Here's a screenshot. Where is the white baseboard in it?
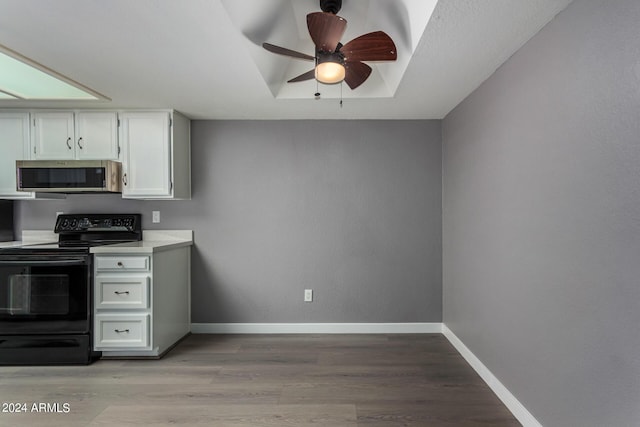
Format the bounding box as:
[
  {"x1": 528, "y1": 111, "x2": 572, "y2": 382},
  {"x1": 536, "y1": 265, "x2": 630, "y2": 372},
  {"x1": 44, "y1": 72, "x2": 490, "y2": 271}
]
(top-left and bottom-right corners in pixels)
[
  {"x1": 191, "y1": 322, "x2": 442, "y2": 334},
  {"x1": 442, "y1": 324, "x2": 542, "y2": 427}
]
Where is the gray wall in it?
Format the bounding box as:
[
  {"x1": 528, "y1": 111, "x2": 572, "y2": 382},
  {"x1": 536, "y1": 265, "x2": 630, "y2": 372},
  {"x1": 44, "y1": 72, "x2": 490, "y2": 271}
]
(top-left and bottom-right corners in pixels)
[
  {"x1": 17, "y1": 120, "x2": 443, "y2": 323},
  {"x1": 442, "y1": 0, "x2": 640, "y2": 426}
]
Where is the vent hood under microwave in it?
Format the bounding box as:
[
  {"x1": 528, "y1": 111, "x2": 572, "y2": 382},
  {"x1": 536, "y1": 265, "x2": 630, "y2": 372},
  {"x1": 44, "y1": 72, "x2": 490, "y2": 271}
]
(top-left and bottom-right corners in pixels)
[{"x1": 16, "y1": 160, "x2": 122, "y2": 193}]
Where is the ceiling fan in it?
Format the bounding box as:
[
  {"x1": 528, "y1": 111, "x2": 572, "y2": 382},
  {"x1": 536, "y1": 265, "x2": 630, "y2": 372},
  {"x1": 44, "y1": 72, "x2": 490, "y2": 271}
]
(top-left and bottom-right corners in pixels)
[{"x1": 262, "y1": 0, "x2": 397, "y2": 90}]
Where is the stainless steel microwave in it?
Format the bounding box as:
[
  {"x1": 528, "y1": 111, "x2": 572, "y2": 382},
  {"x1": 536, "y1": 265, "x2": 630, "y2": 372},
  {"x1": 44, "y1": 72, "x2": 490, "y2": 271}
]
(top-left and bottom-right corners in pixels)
[{"x1": 16, "y1": 160, "x2": 122, "y2": 193}]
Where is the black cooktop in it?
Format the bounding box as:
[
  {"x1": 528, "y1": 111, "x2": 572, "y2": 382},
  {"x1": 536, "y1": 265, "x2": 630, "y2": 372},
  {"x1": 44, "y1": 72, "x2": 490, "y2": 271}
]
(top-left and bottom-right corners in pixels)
[
  {"x1": 0, "y1": 214, "x2": 142, "y2": 256},
  {"x1": 55, "y1": 213, "x2": 142, "y2": 248}
]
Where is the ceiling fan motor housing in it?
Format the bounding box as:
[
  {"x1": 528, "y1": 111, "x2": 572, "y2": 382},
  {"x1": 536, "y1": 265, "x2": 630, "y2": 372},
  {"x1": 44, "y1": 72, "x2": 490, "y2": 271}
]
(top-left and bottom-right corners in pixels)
[
  {"x1": 320, "y1": 0, "x2": 342, "y2": 14},
  {"x1": 317, "y1": 50, "x2": 345, "y2": 67}
]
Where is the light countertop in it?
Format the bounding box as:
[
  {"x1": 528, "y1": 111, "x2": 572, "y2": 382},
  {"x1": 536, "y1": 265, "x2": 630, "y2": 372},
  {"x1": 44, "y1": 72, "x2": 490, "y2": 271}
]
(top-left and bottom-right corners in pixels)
[
  {"x1": 0, "y1": 240, "x2": 30, "y2": 248},
  {"x1": 0, "y1": 230, "x2": 57, "y2": 248},
  {"x1": 90, "y1": 230, "x2": 193, "y2": 254},
  {"x1": 0, "y1": 230, "x2": 193, "y2": 253}
]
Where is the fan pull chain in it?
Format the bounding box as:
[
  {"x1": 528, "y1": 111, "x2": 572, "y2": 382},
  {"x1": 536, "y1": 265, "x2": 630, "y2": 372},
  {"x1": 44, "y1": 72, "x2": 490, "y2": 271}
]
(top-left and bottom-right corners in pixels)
[{"x1": 340, "y1": 81, "x2": 343, "y2": 108}]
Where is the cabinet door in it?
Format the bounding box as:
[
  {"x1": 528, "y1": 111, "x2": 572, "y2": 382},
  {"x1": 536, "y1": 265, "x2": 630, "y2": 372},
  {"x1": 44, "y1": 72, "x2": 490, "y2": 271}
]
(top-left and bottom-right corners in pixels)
[
  {"x1": 75, "y1": 112, "x2": 119, "y2": 160},
  {"x1": 0, "y1": 113, "x2": 33, "y2": 199},
  {"x1": 120, "y1": 112, "x2": 172, "y2": 198},
  {"x1": 32, "y1": 112, "x2": 75, "y2": 159}
]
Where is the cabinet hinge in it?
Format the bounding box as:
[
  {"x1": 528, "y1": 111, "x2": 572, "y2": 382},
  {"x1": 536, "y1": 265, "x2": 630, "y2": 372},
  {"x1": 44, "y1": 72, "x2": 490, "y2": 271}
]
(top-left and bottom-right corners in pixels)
[
  {"x1": 170, "y1": 181, "x2": 173, "y2": 191},
  {"x1": 117, "y1": 119, "x2": 120, "y2": 127},
  {"x1": 117, "y1": 145, "x2": 121, "y2": 156}
]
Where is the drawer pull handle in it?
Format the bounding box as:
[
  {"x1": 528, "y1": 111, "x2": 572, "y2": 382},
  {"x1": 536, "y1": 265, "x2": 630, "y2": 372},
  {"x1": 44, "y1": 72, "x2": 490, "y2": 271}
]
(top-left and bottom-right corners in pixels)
[
  {"x1": 117, "y1": 262, "x2": 124, "y2": 267},
  {"x1": 114, "y1": 291, "x2": 130, "y2": 295},
  {"x1": 114, "y1": 329, "x2": 130, "y2": 333}
]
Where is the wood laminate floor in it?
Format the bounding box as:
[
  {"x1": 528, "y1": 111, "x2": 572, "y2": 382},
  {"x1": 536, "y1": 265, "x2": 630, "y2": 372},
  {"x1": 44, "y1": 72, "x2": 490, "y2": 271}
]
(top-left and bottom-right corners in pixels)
[{"x1": 0, "y1": 334, "x2": 521, "y2": 426}]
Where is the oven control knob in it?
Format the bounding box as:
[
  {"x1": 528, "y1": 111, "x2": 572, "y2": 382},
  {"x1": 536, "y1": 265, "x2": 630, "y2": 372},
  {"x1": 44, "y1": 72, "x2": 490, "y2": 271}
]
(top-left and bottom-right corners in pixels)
[
  {"x1": 70, "y1": 219, "x2": 78, "y2": 229},
  {"x1": 61, "y1": 219, "x2": 70, "y2": 229}
]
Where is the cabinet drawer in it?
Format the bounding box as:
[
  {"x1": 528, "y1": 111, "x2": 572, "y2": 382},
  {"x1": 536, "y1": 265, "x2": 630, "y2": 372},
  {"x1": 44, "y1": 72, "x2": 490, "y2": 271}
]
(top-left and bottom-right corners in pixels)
[
  {"x1": 95, "y1": 314, "x2": 149, "y2": 348},
  {"x1": 95, "y1": 276, "x2": 149, "y2": 309},
  {"x1": 95, "y1": 256, "x2": 150, "y2": 272}
]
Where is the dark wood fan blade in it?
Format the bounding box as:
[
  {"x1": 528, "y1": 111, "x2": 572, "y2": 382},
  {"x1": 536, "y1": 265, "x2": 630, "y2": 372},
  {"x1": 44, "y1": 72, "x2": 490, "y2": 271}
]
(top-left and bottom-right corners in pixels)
[
  {"x1": 262, "y1": 43, "x2": 314, "y2": 61},
  {"x1": 340, "y1": 31, "x2": 397, "y2": 62},
  {"x1": 307, "y1": 12, "x2": 347, "y2": 52},
  {"x1": 287, "y1": 69, "x2": 316, "y2": 83},
  {"x1": 344, "y1": 61, "x2": 372, "y2": 90}
]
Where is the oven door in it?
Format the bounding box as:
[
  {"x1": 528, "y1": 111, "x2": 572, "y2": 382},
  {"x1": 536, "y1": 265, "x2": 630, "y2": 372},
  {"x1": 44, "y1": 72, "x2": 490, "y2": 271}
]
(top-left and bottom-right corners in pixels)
[{"x1": 0, "y1": 255, "x2": 91, "y2": 334}]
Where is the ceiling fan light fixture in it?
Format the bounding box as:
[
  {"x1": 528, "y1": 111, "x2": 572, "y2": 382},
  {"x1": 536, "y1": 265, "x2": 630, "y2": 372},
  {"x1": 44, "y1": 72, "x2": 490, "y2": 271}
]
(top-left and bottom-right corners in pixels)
[{"x1": 315, "y1": 53, "x2": 345, "y2": 84}]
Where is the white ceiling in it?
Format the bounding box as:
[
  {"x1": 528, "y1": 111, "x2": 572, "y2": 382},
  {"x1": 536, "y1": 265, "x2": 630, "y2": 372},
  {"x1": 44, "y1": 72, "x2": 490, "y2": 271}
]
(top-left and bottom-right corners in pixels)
[
  {"x1": 0, "y1": 0, "x2": 573, "y2": 120},
  {"x1": 222, "y1": 0, "x2": 438, "y2": 100}
]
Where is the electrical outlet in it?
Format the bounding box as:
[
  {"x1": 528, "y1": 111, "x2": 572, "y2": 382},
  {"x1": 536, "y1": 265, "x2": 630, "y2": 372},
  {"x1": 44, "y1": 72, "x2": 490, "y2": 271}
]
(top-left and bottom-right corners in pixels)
[
  {"x1": 304, "y1": 289, "x2": 313, "y2": 302},
  {"x1": 152, "y1": 211, "x2": 160, "y2": 223}
]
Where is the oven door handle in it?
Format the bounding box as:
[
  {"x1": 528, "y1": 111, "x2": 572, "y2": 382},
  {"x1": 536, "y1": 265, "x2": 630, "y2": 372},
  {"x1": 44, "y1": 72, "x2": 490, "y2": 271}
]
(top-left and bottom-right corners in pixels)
[{"x1": 0, "y1": 259, "x2": 88, "y2": 266}]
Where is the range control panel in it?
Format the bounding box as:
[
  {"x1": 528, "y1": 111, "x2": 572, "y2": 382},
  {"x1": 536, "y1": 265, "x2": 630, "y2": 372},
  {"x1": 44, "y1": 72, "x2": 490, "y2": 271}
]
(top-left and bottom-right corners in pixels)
[{"x1": 55, "y1": 214, "x2": 141, "y2": 233}]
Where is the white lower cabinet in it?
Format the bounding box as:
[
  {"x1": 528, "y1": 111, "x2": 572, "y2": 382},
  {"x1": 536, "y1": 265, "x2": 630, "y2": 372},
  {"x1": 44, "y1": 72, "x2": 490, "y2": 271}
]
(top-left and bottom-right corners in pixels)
[
  {"x1": 93, "y1": 247, "x2": 190, "y2": 357},
  {"x1": 95, "y1": 275, "x2": 150, "y2": 310},
  {"x1": 96, "y1": 314, "x2": 150, "y2": 348},
  {"x1": 95, "y1": 255, "x2": 150, "y2": 271}
]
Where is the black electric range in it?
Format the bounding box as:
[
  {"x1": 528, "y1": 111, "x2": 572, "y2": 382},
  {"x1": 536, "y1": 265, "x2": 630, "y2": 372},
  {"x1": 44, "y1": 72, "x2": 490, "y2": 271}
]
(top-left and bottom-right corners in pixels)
[{"x1": 0, "y1": 214, "x2": 141, "y2": 365}]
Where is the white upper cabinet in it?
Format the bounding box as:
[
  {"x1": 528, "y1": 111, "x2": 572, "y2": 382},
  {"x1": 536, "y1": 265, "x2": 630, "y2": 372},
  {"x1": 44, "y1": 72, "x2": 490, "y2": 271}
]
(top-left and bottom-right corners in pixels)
[
  {"x1": 0, "y1": 112, "x2": 33, "y2": 199},
  {"x1": 0, "y1": 109, "x2": 190, "y2": 200},
  {"x1": 32, "y1": 111, "x2": 119, "y2": 160},
  {"x1": 75, "y1": 112, "x2": 119, "y2": 160},
  {"x1": 32, "y1": 112, "x2": 75, "y2": 159},
  {"x1": 119, "y1": 111, "x2": 190, "y2": 199}
]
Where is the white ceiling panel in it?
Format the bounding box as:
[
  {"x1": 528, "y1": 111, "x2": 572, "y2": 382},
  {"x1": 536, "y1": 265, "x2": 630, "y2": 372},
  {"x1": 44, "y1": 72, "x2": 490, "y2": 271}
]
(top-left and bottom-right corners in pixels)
[{"x1": 0, "y1": 0, "x2": 573, "y2": 119}]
